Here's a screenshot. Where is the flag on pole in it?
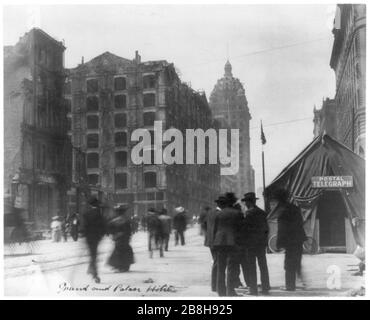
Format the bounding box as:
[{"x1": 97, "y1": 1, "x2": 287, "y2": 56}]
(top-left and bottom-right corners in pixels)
[{"x1": 260, "y1": 121, "x2": 266, "y2": 145}]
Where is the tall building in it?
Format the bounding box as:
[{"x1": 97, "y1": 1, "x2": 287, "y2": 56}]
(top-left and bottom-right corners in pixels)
[
  {"x1": 330, "y1": 4, "x2": 366, "y2": 157},
  {"x1": 66, "y1": 51, "x2": 220, "y2": 218},
  {"x1": 209, "y1": 61, "x2": 255, "y2": 197},
  {"x1": 4, "y1": 28, "x2": 71, "y2": 228},
  {"x1": 313, "y1": 98, "x2": 337, "y2": 138}
]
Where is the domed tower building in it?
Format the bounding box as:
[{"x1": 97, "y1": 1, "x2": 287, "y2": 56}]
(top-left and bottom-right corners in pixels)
[{"x1": 209, "y1": 61, "x2": 255, "y2": 197}]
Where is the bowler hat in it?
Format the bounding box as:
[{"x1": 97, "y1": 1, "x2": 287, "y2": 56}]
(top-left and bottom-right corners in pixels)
[
  {"x1": 241, "y1": 192, "x2": 259, "y2": 202},
  {"x1": 224, "y1": 192, "x2": 238, "y2": 204}
]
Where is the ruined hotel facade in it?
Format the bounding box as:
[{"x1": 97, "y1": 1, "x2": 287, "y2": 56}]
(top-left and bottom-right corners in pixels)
[
  {"x1": 66, "y1": 51, "x2": 220, "y2": 218},
  {"x1": 4, "y1": 28, "x2": 71, "y2": 229}
]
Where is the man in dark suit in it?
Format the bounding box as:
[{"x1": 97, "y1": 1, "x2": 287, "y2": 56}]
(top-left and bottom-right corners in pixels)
[
  {"x1": 83, "y1": 196, "x2": 106, "y2": 283},
  {"x1": 173, "y1": 207, "x2": 187, "y2": 246},
  {"x1": 203, "y1": 199, "x2": 223, "y2": 292},
  {"x1": 240, "y1": 192, "x2": 270, "y2": 295},
  {"x1": 270, "y1": 188, "x2": 307, "y2": 291},
  {"x1": 213, "y1": 195, "x2": 243, "y2": 296},
  {"x1": 224, "y1": 192, "x2": 244, "y2": 289}
]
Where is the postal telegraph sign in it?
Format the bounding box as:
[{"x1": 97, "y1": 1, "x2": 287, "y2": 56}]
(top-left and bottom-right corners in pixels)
[{"x1": 311, "y1": 176, "x2": 353, "y2": 189}]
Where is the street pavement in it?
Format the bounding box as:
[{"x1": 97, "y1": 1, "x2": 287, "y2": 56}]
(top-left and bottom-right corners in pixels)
[{"x1": 4, "y1": 226, "x2": 365, "y2": 297}]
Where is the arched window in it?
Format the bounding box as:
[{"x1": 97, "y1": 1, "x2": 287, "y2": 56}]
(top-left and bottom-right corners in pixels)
[
  {"x1": 87, "y1": 115, "x2": 99, "y2": 129},
  {"x1": 144, "y1": 171, "x2": 157, "y2": 188},
  {"x1": 143, "y1": 93, "x2": 155, "y2": 108},
  {"x1": 86, "y1": 96, "x2": 99, "y2": 112},
  {"x1": 143, "y1": 112, "x2": 156, "y2": 126},
  {"x1": 115, "y1": 173, "x2": 128, "y2": 189},
  {"x1": 114, "y1": 77, "x2": 126, "y2": 91},
  {"x1": 115, "y1": 131, "x2": 127, "y2": 147},
  {"x1": 114, "y1": 113, "x2": 127, "y2": 128},
  {"x1": 86, "y1": 153, "x2": 99, "y2": 169},
  {"x1": 87, "y1": 133, "x2": 99, "y2": 148},
  {"x1": 114, "y1": 95, "x2": 127, "y2": 109},
  {"x1": 115, "y1": 151, "x2": 128, "y2": 167}
]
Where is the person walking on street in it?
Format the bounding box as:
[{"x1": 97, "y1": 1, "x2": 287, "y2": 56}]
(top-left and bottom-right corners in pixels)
[
  {"x1": 173, "y1": 207, "x2": 187, "y2": 246},
  {"x1": 158, "y1": 208, "x2": 172, "y2": 251},
  {"x1": 199, "y1": 206, "x2": 211, "y2": 236},
  {"x1": 213, "y1": 195, "x2": 243, "y2": 296},
  {"x1": 61, "y1": 215, "x2": 68, "y2": 242},
  {"x1": 146, "y1": 208, "x2": 164, "y2": 258},
  {"x1": 51, "y1": 216, "x2": 62, "y2": 242},
  {"x1": 107, "y1": 205, "x2": 134, "y2": 272},
  {"x1": 83, "y1": 196, "x2": 106, "y2": 283},
  {"x1": 203, "y1": 199, "x2": 222, "y2": 292},
  {"x1": 270, "y1": 188, "x2": 307, "y2": 291},
  {"x1": 68, "y1": 212, "x2": 80, "y2": 241},
  {"x1": 240, "y1": 192, "x2": 270, "y2": 295}
]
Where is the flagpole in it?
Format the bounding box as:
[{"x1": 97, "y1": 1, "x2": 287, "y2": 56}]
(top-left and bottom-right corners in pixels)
[
  {"x1": 262, "y1": 146, "x2": 266, "y2": 209},
  {"x1": 261, "y1": 120, "x2": 267, "y2": 210}
]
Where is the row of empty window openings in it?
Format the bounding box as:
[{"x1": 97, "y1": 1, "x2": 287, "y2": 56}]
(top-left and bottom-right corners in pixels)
[
  {"x1": 86, "y1": 147, "x2": 160, "y2": 167},
  {"x1": 87, "y1": 171, "x2": 157, "y2": 189},
  {"x1": 86, "y1": 151, "x2": 128, "y2": 167},
  {"x1": 84, "y1": 112, "x2": 156, "y2": 130},
  {"x1": 84, "y1": 93, "x2": 156, "y2": 111},
  {"x1": 67, "y1": 75, "x2": 157, "y2": 94},
  {"x1": 85, "y1": 130, "x2": 157, "y2": 148}
]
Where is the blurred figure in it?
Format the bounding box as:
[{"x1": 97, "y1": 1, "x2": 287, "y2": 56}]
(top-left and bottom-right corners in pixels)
[
  {"x1": 140, "y1": 215, "x2": 147, "y2": 231},
  {"x1": 107, "y1": 205, "x2": 134, "y2": 272},
  {"x1": 61, "y1": 215, "x2": 68, "y2": 242},
  {"x1": 240, "y1": 192, "x2": 270, "y2": 295},
  {"x1": 146, "y1": 208, "x2": 163, "y2": 258},
  {"x1": 199, "y1": 206, "x2": 211, "y2": 236},
  {"x1": 51, "y1": 216, "x2": 62, "y2": 242},
  {"x1": 213, "y1": 195, "x2": 243, "y2": 296},
  {"x1": 130, "y1": 214, "x2": 139, "y2": 234},
  {"x1": 158, "y1": 208, "x2": 172, "y2": 251},
  {"x1": 204, "y1": 200, "x2": 222, "y2": 292},
  {"x1": 270, "y1": 188, "x2": 307, "y2": 291},
  {"x1": 83, "y1": 196, "x2": 106, "y2": 283},
  {"x1": 68, "y1": 212, "x2": 80, "y2": 241},
  {"x1": 173, "y1": 207, "x2": 187, "y2": 246},
  {"x1": 10, "y1": 207, "x2": 29, "y2": 244}
]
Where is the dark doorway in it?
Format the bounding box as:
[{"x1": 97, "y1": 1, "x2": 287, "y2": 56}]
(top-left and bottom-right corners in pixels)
[{"x1": 317, "y1": 191, "x2": 346, "y2": 248}]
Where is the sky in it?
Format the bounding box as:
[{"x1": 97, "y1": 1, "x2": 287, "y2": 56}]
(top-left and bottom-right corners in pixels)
[{"x1": 2, "y1": 4, "x2": 337, "y2": 199}]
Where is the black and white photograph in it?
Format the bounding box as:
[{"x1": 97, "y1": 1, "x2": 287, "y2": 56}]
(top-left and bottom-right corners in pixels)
[{"x1": 1, "y1": 1, "x2": 367, "y2": 299}]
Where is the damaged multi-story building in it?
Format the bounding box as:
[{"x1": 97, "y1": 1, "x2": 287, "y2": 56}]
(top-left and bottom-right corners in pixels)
[
  {"x1": 65, "y1": 51, "x2": 220, "y2": 217},
  {"x1": 4, "y1": 28, "x2": 71, "y2": 229},
  {"x1": 209, "y1": 60, "x2": 255, "y2": 198}
]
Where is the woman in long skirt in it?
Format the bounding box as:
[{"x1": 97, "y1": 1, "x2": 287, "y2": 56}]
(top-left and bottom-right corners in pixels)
[{"x1": 107, "y1": 205, "x2": 134, "y2": 272}]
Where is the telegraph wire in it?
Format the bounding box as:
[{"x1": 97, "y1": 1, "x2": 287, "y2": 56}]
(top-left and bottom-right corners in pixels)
[{"x1": 187, "y1": 36, "x2": 329, "y2": 68}]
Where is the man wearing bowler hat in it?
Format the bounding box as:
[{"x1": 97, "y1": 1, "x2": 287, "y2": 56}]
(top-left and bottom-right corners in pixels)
[
  {"x1": 240, "y1": 192, "x2": 270, "y2": 295},
  {"x1": 212, "y1": 195, "x2": 243, "y2": 296},
  {"x1": 203, "y1": 196, "x2": 224, "y2": 292}
]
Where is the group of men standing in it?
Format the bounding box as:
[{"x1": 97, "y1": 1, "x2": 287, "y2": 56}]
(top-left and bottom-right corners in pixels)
[{"x1": 202, "y1": 188, "x2": 306, "y2": 296}]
